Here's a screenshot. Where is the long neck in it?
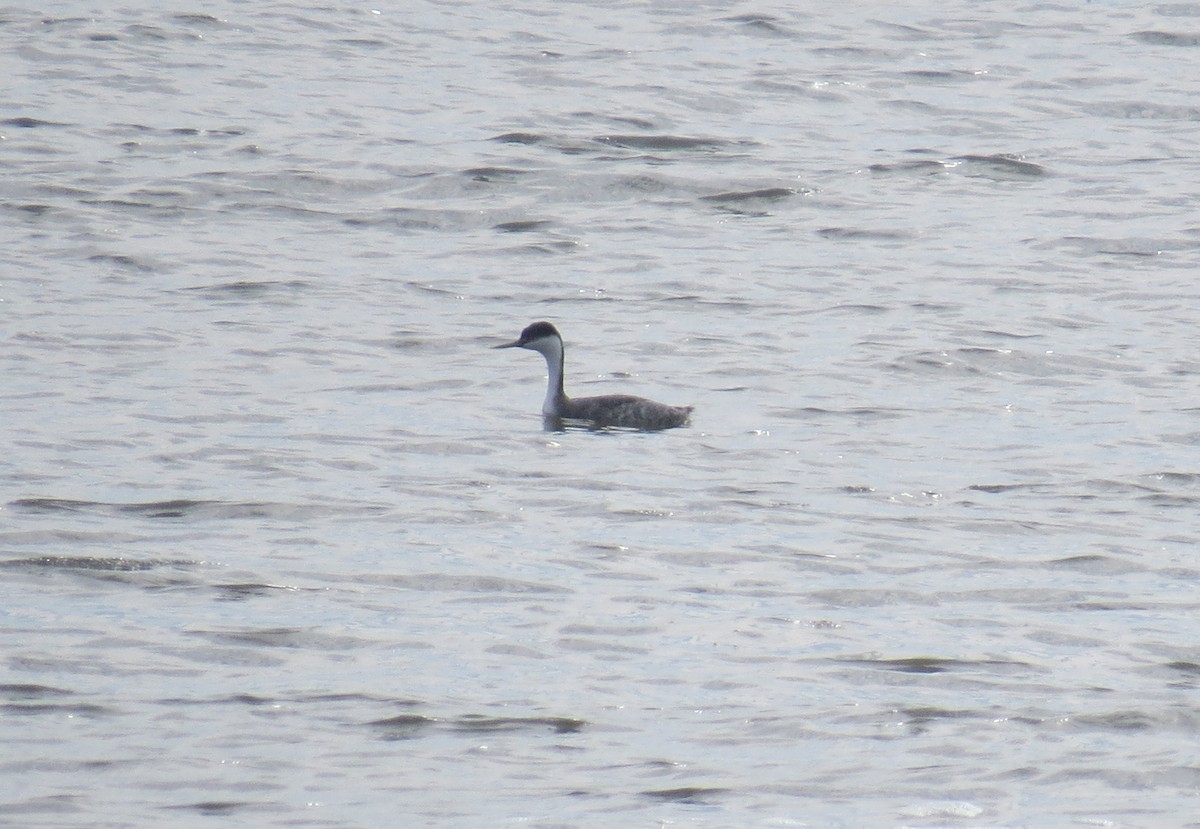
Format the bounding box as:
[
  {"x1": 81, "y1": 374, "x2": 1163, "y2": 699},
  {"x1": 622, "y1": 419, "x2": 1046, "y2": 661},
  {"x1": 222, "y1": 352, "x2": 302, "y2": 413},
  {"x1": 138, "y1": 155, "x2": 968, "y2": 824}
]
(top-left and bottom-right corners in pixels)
[{"x1": 539, "y1": 337, "x2": 568, "y2": 415}]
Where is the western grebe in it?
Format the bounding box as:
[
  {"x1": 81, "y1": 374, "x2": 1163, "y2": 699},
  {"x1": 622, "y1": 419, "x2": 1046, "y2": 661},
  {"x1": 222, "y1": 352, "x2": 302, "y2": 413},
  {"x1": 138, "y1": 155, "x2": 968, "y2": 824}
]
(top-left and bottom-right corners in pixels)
[{"x1": 494, "y1": 321, "x2": 693, "y2": 431}]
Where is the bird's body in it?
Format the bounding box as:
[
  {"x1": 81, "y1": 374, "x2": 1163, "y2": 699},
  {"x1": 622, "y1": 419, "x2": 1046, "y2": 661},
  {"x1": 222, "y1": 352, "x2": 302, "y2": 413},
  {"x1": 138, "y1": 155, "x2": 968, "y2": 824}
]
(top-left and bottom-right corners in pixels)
[{"x1": 495, "y1": 321, "x2": 692, "y2": 431}]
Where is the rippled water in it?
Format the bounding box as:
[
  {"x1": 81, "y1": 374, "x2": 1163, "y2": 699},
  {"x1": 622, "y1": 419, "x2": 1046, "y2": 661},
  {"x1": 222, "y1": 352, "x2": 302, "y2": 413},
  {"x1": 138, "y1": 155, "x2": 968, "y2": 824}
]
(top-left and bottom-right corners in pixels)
[{"x1": 4, "y1": 2, "x2": 1200, "y2": 827}]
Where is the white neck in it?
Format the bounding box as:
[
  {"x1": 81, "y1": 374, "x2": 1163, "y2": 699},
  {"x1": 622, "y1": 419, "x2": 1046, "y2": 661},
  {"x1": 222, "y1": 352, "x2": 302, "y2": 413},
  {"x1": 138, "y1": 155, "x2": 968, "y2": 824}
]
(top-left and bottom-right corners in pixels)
[{"x1": 528, "y1": 336, "x2": 567, "y2": 416}]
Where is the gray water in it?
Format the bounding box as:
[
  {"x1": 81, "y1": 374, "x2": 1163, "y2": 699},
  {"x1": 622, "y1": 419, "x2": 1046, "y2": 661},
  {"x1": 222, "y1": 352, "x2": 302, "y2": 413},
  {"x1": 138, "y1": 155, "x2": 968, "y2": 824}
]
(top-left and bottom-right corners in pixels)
[{"x1": 3, "y1": 2, "x2": 1200, "y2": 827}]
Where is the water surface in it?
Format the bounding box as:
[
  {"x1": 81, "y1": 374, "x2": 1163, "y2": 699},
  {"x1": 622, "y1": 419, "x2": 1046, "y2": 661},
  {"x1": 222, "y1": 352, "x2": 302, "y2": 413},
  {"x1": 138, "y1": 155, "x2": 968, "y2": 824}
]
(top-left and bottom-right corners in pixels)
[{"x1": 3, "y1": 2, "x2": 1200, "y2": 827}]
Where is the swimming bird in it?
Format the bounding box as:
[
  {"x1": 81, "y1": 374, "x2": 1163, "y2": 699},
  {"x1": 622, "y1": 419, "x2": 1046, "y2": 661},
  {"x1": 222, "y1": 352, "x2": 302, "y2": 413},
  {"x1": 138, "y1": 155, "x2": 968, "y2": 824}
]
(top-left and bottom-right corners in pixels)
[{"x1": 494, "y1": 321, "x2": 693, "y2": 431}]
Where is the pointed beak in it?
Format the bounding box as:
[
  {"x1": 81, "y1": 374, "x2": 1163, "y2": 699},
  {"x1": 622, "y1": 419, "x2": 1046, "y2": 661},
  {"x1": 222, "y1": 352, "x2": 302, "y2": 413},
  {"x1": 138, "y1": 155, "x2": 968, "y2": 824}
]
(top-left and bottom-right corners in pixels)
[{"x1": 493, "y1": 339, "x2": 522, "y2": 349}]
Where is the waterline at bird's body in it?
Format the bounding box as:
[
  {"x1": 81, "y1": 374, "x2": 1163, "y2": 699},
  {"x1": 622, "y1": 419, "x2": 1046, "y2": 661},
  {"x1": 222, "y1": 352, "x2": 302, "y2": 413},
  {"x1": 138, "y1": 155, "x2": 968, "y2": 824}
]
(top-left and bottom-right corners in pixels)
[{"x1": 494, "y1": 321, "x2": 692, "y2": 431}]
